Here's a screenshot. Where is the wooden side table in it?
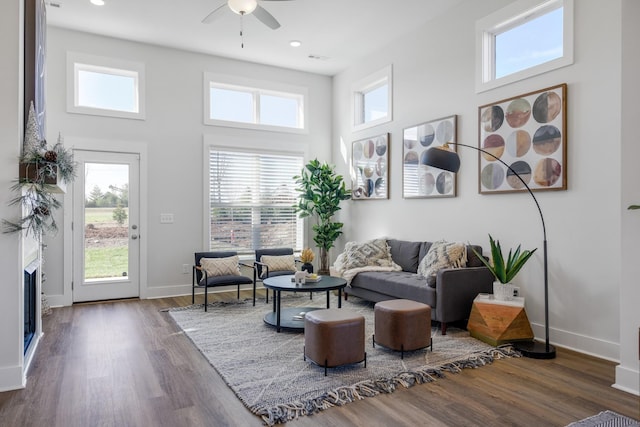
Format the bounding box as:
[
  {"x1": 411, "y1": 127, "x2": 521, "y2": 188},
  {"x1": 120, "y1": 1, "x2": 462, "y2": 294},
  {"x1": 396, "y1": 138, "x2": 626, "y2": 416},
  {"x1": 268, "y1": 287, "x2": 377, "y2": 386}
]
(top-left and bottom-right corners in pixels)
[{"x1": 467, "y1": 293, "x2": 534, "y2": 346}]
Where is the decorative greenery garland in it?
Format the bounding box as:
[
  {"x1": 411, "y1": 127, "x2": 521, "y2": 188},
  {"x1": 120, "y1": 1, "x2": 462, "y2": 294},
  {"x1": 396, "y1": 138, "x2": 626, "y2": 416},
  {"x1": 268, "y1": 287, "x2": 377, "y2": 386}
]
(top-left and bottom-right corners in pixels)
[{"x1": 2, "y1": 102, "x2": 76, "y2": 237}]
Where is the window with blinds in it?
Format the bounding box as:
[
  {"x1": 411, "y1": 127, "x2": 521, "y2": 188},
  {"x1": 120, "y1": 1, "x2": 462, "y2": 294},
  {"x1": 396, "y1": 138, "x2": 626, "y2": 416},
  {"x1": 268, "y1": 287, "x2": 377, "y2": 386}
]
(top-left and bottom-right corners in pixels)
[{"x1": 208, "y1": 149, "x2": 304, "y2": 254}]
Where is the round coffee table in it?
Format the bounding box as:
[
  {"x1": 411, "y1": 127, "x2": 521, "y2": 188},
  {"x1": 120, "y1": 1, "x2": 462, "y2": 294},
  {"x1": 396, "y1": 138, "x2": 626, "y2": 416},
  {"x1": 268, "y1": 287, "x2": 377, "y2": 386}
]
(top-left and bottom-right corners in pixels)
[{"x1": 262, "y1": 275, "x2": 347, "y2": 332}]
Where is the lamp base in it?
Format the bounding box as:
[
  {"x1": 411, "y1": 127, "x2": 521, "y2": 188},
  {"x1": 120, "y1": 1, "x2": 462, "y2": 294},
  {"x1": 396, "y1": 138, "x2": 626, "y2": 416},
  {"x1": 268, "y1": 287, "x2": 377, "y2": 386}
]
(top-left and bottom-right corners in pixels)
[{"x1": 513, "y1": 340, "x2": 556, "y2": 359}]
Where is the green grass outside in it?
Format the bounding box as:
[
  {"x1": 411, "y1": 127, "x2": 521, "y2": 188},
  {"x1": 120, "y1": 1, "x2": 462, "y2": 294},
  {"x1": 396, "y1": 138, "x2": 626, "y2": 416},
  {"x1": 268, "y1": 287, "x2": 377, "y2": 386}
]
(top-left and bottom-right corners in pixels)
[
  {"x1": 85, "y1": 207, "x2": 129, "y2": 225},
  {"x1": 85, "y1": 246, "x2": 128, "y2": 279}
]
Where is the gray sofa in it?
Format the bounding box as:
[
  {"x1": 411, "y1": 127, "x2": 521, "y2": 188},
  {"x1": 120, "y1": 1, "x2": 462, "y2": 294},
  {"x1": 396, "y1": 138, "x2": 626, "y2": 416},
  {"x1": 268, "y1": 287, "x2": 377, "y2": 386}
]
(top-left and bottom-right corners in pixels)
[{"x1": 344, "y1": 239, "x2": 494, "y2": 334}]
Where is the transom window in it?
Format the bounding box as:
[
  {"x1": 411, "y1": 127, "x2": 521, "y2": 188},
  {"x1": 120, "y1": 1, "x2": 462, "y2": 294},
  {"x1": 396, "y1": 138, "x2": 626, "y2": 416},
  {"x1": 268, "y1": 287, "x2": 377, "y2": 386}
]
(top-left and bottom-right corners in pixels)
[
  {"x1": 476, "y1": 0, "x2": 574, "y2": 92},
  {"x1": 207, "y1": 148, "x2": 304, "y2": 254},
  {"x1": 204, "y1": 73, "x2": 307, "y2": 133},
  {"x1": 66, "y1": 52, "x2": 145, "y2": 120},
  {"x1": 352, "y1": 65, "x2": 393, "y2": 131}
]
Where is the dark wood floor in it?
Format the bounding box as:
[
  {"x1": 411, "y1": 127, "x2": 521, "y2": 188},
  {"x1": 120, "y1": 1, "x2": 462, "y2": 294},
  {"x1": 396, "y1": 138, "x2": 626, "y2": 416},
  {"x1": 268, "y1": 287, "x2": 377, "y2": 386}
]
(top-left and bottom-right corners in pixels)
[{"x1": 1, "y1": 290, "x2": 638, "y2": 427}]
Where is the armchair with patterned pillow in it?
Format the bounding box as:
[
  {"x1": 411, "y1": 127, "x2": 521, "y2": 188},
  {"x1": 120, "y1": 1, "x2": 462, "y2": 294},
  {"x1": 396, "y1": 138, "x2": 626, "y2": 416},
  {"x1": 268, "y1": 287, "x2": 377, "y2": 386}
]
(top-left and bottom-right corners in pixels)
[
  {"x1": 253, "y1": 248, "x2": 299, "y2": 305},
  {"x1": 193, "y1": 251, "x2": 253, "y2": 311}
]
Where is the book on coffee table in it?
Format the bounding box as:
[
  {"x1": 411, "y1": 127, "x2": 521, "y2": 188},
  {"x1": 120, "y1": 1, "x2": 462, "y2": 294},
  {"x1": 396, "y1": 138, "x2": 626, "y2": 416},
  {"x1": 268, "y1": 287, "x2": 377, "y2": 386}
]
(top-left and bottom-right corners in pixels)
[{"x1": 291, "y1": 275, "x2": 322, "y2": 283}]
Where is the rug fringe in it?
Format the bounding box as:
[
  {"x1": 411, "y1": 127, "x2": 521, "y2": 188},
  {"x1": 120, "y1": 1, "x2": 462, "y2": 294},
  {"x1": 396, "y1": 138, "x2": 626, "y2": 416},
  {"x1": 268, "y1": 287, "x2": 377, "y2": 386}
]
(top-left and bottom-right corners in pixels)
[{"x1": 255, "y1": 344, "x2": 520, "y2": 425}]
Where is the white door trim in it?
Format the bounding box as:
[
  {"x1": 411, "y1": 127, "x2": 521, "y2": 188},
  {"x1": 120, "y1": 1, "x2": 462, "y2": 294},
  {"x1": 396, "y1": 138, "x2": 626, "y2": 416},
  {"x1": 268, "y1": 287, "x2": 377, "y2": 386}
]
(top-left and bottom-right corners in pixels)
[{"x1": 63, "y1": 136, "x2": 148, "y2": 306}]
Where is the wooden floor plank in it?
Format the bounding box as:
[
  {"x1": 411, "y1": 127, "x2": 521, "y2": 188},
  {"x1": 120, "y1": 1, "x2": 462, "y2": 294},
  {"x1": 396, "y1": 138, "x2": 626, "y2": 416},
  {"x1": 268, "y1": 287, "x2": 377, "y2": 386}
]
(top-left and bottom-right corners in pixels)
[{"x1": 0, "y1": 291, "x2": 638, "y2": 427}]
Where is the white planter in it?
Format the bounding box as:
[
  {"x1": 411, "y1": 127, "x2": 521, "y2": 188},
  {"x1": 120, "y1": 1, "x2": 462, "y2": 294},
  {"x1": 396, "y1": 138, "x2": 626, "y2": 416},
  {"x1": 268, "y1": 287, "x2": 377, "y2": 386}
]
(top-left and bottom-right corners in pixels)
[{"x1": 493, "y1": 282, "x2": 515, "y2": 301}]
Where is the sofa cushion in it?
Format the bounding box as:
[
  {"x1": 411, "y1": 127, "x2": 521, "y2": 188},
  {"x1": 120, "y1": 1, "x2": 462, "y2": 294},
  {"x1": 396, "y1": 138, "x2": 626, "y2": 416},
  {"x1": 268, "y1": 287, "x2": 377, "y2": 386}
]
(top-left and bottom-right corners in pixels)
[
  {"x1": 349, "y1": 271, "x2": 436, "y2": 308},
  {"x1": 466, "y1": 245, "x2": 485, "y2": 267},
  {"x1": 387, "y1": 239, "x2": 422, "y2": 273},
  {"x1": 341, "y1": 238, "x2": 396, "y2": 270},
  {"x1": 417, "y1": 241, "x2": 467, "y2": 287}
]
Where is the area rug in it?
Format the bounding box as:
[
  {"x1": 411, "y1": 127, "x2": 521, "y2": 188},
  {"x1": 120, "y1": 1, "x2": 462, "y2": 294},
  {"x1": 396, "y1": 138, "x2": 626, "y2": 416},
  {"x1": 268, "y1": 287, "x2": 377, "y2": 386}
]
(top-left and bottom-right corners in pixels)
[
  {"x1": 566, "y1": 411, "x2": 640, "y2": 427},
  {"x1": 168, "y1": 295, "x2": 518, "y2": 425}
]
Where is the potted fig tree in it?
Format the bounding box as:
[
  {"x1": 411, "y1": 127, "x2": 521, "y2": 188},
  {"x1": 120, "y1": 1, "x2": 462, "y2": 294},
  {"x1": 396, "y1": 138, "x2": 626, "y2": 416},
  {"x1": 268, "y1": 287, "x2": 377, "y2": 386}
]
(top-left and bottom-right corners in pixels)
[
  {"x1": 294, "y1": 159, "x2": 350, "y2": 275},
  {"x1": 473, "y1": 234, "x2": 537, "y2": 301}
]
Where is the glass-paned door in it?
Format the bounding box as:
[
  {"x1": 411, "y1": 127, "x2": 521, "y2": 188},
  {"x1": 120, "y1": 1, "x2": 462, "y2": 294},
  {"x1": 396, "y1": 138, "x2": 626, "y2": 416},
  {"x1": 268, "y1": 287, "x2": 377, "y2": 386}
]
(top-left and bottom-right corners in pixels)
[{"x1": 72, "y1": 150, "x2": 140, "y2": 302}]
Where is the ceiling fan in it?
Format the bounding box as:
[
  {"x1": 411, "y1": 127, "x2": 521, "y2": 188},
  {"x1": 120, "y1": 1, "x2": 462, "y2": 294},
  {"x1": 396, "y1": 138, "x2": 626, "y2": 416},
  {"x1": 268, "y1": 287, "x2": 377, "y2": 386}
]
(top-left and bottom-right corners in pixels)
[{"x1": 202, "y1": 0, "x2": 294, "y2": 30}]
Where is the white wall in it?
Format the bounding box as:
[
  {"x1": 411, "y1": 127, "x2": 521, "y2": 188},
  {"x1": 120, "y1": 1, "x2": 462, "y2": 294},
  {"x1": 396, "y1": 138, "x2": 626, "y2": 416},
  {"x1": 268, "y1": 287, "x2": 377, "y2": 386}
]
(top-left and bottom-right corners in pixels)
[
  {"x1": 0, "y1": 0, "x2": 26, "y2": 391},
  {"x1": 333, "y1": 0, "x2": 630, "y2": 368},
  {"x1": 43, "y1": 27, "x2": 333, "y2": 303},
  {"x1": 617, "y1": 0, "x2": 640, "y2": 395}
]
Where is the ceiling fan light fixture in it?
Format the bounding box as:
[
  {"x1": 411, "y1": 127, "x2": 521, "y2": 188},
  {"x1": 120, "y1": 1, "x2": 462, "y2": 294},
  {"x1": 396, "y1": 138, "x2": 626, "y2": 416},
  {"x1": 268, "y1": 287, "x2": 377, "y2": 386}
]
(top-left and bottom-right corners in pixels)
[{"x1": 228, "y1": 0, "x2": 258, "y2": 15}]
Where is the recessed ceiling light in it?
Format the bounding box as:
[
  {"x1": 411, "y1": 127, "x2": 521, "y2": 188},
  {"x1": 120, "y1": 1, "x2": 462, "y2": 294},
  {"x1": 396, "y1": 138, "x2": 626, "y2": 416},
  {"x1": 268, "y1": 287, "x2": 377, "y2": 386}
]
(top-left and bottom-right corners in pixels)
[
  {"x1": 289, "y1": 40, "x2": 302, "y2": 48},
  {"x1": 90, "y1": 0, "x2": 105, "y2": 6}
]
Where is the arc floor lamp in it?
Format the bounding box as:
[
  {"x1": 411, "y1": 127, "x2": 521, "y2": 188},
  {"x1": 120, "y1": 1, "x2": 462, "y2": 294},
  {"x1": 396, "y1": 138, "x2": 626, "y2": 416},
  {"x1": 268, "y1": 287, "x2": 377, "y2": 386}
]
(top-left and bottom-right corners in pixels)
[{"x1": 424, "y1": 142, "x2": 556, "y2": 359}]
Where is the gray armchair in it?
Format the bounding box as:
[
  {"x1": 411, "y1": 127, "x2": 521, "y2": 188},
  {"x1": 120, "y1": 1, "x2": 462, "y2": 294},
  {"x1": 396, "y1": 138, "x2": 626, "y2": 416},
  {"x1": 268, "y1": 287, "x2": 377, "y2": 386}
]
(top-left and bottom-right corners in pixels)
[
  {"x1": 193, "y1": 251, "x2": 253, "y2": 311},
  {"x1": 253, "y1": 248, "x2": 299, "y2": 306}
]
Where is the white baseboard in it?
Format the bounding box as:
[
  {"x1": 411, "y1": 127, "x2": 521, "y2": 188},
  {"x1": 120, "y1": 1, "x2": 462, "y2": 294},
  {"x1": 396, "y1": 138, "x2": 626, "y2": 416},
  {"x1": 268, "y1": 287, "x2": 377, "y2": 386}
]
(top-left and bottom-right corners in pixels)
[
  {"x1": 614, "y1": 364, "x2": 640, "y2": 396},
  {"x1": 531, "y1": 321, "x2": 619, "y2": 362},
  {"x1": 0, "y1": 364, "x2": 25, "y2": 392}
]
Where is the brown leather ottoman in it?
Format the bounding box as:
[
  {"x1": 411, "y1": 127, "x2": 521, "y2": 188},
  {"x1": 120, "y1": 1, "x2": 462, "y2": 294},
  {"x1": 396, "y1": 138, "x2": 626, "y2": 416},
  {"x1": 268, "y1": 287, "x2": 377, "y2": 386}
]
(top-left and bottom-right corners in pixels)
[
  {"x1": 304, "y1": 309, "x2": 366, "y2": 376},
  {"x1": 373, "y1": 299, "x2": 433, "y2": 359}
]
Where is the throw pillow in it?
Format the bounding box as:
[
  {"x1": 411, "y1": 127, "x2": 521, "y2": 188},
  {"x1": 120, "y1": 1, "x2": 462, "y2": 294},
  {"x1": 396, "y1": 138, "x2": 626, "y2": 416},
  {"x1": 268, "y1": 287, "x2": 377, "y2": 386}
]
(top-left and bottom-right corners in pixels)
[
  {"x1": 260, "y1": 254, "x2": 296, "y2": 278},
  {"x1": 417, "y1": 240, "x2": 467, "y2": 288},
  {"x1": 342, "y1": 238, "x2": 396, "y2": 270},
  {"x1": 199, "y1": 255, "x2": 241, "y2": 284}
]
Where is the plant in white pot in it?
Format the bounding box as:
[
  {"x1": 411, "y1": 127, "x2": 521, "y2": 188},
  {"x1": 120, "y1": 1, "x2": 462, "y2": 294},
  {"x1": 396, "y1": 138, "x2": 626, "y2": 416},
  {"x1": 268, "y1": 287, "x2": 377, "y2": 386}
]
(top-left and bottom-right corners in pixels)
[{"x1": 473, "y1": 234, "x2": 537, "y2": 301}]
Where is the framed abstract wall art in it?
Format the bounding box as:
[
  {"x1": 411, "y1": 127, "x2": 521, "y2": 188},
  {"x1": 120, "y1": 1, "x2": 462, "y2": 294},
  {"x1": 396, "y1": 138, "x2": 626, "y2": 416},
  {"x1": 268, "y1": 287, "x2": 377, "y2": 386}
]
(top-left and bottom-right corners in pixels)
[
  {"x1": 351, "y1": 133, "x2": 388, "y2": 200},
  {"x1": 478, "y1": 84, "x2": 567, "y2": 194},
  {"x1": 402, "y1": 115, "x2": 457, "y2": 198}
]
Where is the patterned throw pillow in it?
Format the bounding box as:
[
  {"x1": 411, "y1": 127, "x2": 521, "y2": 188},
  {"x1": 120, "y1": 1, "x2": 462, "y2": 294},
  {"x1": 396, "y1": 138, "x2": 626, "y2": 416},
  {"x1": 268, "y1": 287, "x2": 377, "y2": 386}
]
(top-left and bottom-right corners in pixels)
[
  {"x1": 342, "y1": 238, "x2": 395, "y2": 270},
  {"x1": 417, "y1": 241, "x2": 467, "y2": 287},
  {"x1": 199, "y1": 256, "x2": 241, "y2": 284},
  {"x1": 260, "y1": 254, "x2": 296, "y2": 278}
]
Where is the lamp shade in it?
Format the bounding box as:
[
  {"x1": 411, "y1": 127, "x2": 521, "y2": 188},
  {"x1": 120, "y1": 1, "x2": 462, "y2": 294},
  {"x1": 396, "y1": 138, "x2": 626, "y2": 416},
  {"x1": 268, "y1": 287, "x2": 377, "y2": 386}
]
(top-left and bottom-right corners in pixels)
[
  {"x1": 423, "y1": 146, "x2": 461, "y2": 173},
  {"x1": 228, "y1": 0, "x2": 258, "y2": 14}
]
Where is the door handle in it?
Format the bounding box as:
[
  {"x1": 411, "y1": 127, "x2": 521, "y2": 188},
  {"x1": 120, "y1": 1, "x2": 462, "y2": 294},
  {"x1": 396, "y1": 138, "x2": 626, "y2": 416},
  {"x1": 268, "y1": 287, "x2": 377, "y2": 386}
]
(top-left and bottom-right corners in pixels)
[{"x1": 131, "y1": 234, "x2": 138, "y2": 240}]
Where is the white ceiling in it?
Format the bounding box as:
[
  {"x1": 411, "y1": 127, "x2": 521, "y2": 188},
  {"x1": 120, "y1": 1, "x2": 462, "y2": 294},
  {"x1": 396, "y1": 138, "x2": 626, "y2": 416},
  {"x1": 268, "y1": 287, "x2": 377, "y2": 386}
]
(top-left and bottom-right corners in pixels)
[{"x1": 46, "y1": 0, "x2": 464, "y2": 76}]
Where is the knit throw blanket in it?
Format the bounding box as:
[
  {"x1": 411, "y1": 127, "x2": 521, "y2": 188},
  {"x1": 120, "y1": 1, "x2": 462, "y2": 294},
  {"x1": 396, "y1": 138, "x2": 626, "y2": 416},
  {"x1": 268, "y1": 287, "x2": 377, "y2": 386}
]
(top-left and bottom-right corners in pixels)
[{"x1": 333, "y1": 238, "x2": 402, "y2": 285}]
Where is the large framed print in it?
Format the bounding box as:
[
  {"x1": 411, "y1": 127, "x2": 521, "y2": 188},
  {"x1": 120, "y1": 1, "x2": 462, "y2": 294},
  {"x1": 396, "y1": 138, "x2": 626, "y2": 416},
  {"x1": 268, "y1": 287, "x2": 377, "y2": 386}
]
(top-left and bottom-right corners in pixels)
[
  {"x1": 352, "y1": 133, "x2": 388, "y2": 200},
  {"x1": 403, "y1": 115, "x2": 457, "y2": 198},
  {"x1": 478, "y1": 84, "x2": 567, "y2": 194}
]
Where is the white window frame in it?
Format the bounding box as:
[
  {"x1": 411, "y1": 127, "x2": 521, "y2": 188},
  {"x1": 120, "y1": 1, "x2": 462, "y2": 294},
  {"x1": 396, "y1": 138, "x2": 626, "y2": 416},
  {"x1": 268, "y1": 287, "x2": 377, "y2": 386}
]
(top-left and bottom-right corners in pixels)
[
  {"x1": 352, "y1": 65, "x2": 393, "y2": 132},
  {"x1": 66, "y1": 51, "x2": 146, "y2": 120},
  {"x1": 475, "y1": 0, "x2": 574, "y2": 93},
  {"x1": 202, "y1": 139, "x2": 305, "y2": 255},
  {"x1": 203, "y1": 72, "x2": 308, "y2": 134}
]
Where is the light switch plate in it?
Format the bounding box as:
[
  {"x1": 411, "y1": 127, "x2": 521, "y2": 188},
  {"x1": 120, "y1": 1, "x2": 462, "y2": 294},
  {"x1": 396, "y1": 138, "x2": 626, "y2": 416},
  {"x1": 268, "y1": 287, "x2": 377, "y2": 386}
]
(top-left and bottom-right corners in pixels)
[{"x1": 160, "y1": 213, "x2": 174, "y2": 224}]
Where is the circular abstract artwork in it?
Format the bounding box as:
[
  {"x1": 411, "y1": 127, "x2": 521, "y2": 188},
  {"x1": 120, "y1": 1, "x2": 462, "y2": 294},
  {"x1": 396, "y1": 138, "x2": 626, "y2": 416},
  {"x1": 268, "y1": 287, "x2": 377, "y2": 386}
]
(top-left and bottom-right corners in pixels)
[
  {"x1": 436, "y1": 171, "x2": 454, "y2": 195},
  {"x1": 363, "y1": 140, "x2": 375, "y2": 159},
  {"x1": 532, "y1": 91, "x2": 561, "y2": 123},
  {"x1": 419, "y1": 124, "x2": 435, "y2": 147},
  {"x1": 436, "y1": 120, "x2": 454, "y2": 144},
  {"x1": 506, "y1": 98, "x2": 531, "y2": 128},
  {"x1": 532, "y1": 125, "x2": 562, "y2": 155},
  {"x1": 481, "y1": 163, "x2": 505, "y2": 190},
  {"x1": 533, "y1": 158, "x2": 562, "y2": 187},
  {"x1": 506, "y1": 161, "x2": 532, "y2": 190},
  {"x1": 420, "y1": 172, "x2": 436, "y2": 195},
  {"x1": 482, "y1": 134, "x2": 505, "y2": 161},
  {"x1": 481, "y1": 106, "x2": 504, "y2": 132},
  {"x1": 506, "y1": 130, "x2": 532, "y2": 158}
]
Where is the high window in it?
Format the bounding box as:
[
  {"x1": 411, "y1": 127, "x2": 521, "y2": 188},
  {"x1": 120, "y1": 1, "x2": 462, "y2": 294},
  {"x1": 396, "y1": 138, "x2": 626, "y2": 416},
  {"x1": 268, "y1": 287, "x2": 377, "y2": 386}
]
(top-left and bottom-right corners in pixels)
[
  {"x1": 207, "y1": 148, "x2": 304, "y2": 254},
  {"x1": 204, "y1": 73, "x2": 307, "y2": 133},
  {"x1": 352, "y1": 65, "x2": 393, "y2": 131},
  {"x1": 476, "y1": 0, "x2": 573, "y2": 92},
  {"x1": 67, "y1": 52, "x2": 145, "y2": 119}
]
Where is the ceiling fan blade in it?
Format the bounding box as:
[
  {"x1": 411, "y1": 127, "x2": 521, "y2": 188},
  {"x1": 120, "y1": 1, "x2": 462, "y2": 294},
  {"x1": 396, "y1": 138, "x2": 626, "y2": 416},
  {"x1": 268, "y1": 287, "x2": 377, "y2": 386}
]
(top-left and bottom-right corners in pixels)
[
  {"x1": 253, "y1": 4, "x2": 280, "y2": 29},
  {"x1": 202, "y1": 3, "x2": 227, "y2": 24}
]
